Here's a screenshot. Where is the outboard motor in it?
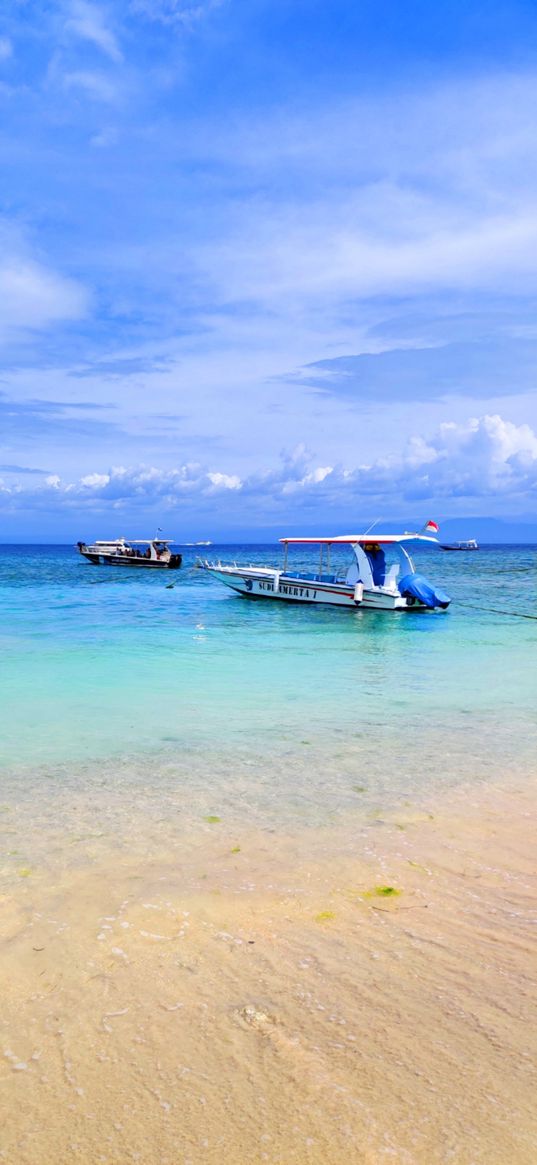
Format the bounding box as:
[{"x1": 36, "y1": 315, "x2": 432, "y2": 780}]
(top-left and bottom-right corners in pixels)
[{"x1": 398, "y1": 572, "x2": 451, "y2": 610}]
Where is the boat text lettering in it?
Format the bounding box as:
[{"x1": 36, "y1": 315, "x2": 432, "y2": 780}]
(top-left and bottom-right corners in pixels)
[{"x1": 256, "y1": 580, "x2": 318, "y2": 599}]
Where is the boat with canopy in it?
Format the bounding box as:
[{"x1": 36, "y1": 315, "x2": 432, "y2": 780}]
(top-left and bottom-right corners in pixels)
[
  {"x1": 200, "y1": 526, "x2": 450, "y2": 611},
  {"x1": 77, "y1": 536, "x2": 182, "y2": 570},
  {"x1": 440, "y1": 539, "x2": 479, "y2": 551}
]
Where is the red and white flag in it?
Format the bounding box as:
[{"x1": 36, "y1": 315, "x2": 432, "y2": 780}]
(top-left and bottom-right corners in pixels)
[{"x1": 423, "y1": 519, "x2": 439, "y2": 534}]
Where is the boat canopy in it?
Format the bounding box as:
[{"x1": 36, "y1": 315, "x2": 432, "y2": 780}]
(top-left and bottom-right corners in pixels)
[
  {"x1": 92, "y1": 538, "x2": 175, "y2": 545},
  {"x1": 279, "y1": 534, "x2": 439, "y2": 545}
]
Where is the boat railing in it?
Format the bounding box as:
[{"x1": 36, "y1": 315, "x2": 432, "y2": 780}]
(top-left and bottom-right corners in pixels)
[{"x1": 281, "y1": 570, "x2": 340, "y2": 583}]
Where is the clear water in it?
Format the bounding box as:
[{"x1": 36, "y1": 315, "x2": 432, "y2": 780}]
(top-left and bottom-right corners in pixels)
[
  {"x1": 2, "y1": 544, "x2": 536, "y2": 1165},
  {"x1": 1, "y1": 543, "x2": 536, "y2": 827}
]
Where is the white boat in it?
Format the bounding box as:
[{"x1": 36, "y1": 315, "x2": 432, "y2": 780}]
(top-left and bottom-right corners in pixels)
[
  {"x1": 200, "y1": 529, "x2": 451, "y2": 611},
  {"x1": 440, "y1": 539, "x2": 479, "y2": 551},
  {"x1": 77, "y1": 537, "x2": 182, "y2": 570}
]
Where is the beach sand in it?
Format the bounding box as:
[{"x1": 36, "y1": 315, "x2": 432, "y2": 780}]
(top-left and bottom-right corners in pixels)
[{"x1": 1, "y1": 774, "x2": 535, "y2": 1165}]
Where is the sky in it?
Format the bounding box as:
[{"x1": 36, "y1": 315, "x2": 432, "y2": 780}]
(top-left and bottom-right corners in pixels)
[{"x1": 1, "y1": 0, "x2": 537, "y2": 540}]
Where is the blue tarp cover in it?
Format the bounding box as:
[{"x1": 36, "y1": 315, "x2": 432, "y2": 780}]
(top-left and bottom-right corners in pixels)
[{"x1": 398, "y1": 572, "x2": 450, "y2": 609}]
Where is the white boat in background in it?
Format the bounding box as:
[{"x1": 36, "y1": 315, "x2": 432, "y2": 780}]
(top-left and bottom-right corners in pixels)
[
  {"x1": 200, "y1": 526, "x2": 451, "y2": 612},
  {"x1": 77, "y1": 536, "x2": 182, "y2": 570},
  {"x1": 440, "y1": 539, "x2": 479, "y2": 551}
]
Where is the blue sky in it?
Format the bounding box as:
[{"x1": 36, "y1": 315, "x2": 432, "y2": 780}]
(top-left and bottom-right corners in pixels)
[{"x1": 1, "y1": 0, "x2": 537, "y2": 540}]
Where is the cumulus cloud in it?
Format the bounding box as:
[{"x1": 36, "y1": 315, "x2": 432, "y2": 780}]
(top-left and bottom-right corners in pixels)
[
  {"x1": 62, "y1": 462, "x2": 243, "y2": 503},
  {"x1": 3, "y1": 416, "x2": 536, "y2": 518},
  {"x1": 207, "y1": 471, "x2": 242, "y2": 490}
]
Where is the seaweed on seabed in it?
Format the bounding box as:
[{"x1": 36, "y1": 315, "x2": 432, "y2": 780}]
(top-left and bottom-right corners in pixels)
[{"x1": 364, "y1": 885, "x2": 401, "y2": 898}]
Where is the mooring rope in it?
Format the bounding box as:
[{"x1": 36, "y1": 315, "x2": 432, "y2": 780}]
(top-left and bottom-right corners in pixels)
[{"x1": 463, "y1": 602, "x2": 537, "y2": 621}]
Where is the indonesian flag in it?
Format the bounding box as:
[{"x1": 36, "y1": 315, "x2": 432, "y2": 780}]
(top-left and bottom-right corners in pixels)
[{"x1": 423, "y1": 519, "x2": 439, "y2": 534}]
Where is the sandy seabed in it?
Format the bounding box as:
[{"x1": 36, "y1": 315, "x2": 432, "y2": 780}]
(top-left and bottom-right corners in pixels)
[{"x1": 1, "y1": 775, "x2": 536, "y2": 1165}]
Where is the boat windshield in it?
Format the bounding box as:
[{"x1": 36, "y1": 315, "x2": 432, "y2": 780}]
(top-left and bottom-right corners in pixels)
[{"x1": 355, "y1": 542, "x2": 414, "y2": 589}]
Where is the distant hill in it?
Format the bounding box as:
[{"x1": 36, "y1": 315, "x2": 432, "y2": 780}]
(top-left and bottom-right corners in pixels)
[{"x1": 436, "y1": 517, "x2": 537, "y2": 543}]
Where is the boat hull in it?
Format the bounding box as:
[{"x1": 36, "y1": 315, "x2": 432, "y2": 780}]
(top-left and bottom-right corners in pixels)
[
  {"x1": 206, "y1": 568, "x2": 414, "y2": 610},
  {"x1": 80, "y1": 551, "x2": 181, "y2": 569}
]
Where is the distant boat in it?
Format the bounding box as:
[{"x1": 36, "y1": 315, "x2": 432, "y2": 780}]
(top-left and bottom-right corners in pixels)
[
  {"x1": 76, "y1": 537, "x2": 182, "y2": 569},
  {"x1": 440, "y1": 539, "x2": 479, "y2": 551}
]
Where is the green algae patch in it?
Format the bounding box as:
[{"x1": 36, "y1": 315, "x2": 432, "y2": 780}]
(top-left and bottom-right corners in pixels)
[
  {"x1": 17, "y1": 868, "x2": 32, "y2": 878},
  {"x1": 352, "y1": 785, "x2": 366, "y2": 793},
  {"x1": 230, "y1": 846, "x2": 241, "y2": 854},
  {"x1": 314, "y1": 910, "x2": 335, "y2": 922},
  {"x1": 204, "y1": 815, "x2": 221, "y2": 824},
  {"x1": 365, "y1": 885, "x2": 401, "y2": 898}
]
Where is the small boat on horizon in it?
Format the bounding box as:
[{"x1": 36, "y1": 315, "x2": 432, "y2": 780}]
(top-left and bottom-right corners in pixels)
[
  {"x1": 440, "y1": 539, "x2": 479, "y2": 551},
  {"x1": 76, "y1": 536, "x2": 182, "y2": 570},
  {"x1": 199, "y1": 523, "x2": 451, "y2": 612}
]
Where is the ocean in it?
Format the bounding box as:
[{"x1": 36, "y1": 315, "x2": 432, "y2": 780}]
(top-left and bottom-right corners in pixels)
[{"x1": 1, "y1": 542, "x2": 536, "y2": 1164}]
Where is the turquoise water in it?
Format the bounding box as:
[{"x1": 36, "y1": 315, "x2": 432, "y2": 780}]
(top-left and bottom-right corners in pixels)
[{"x1": 1, "y1": 543, "x2": 536, "y2": 848}]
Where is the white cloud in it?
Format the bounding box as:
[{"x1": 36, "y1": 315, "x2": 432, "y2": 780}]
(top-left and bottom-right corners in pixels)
[
  {"x1": 130, "y1": 0, "x2": 225, "y2": 28},
  {"x1": 65, "y1": 1, "x2": 122, "y2": 62},
  {"x1": 206, "y1": 471, "x2": 242, "y2": 490},
  {"x1": 176, "y1": 73, "x2": 537, "y2": 311},
  {"x1": 0, "y1": 37, "x2": 13, "y2": 61},
  {"x1": 282, "y1": 465, "x2": 333, "y2": 494},
  {"x1": 0, "y1": 221, "x2": 89, "y2": 341},
  {"x1": 419, "y1": 415, "x2": 537, "y2": 496},
  {"x1": 3, "y1": 415, "x2": 536, "y2": 517},
  {"x1": 194, "y1": 198, "x2": 537, "y2": 309},
  {"x1": 62, "y1": 69, "x2": 117, "y2": 101},
  {"x1": 80, "y1": 472, "x2": 110, "y2": 487}
]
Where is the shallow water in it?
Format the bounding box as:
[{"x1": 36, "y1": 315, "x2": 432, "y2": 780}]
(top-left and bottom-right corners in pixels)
[
  {"x1": 1, "y1": 544, "x2": 536, "y2": 1162},
  {"x1": 2, "y1": 543, "x2": 536, "y2": 765}
]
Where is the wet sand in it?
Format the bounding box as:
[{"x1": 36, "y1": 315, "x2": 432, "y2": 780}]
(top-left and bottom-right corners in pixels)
[{"x1": 1, "y1": 775, "x2": 536, "y2": 1164}]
